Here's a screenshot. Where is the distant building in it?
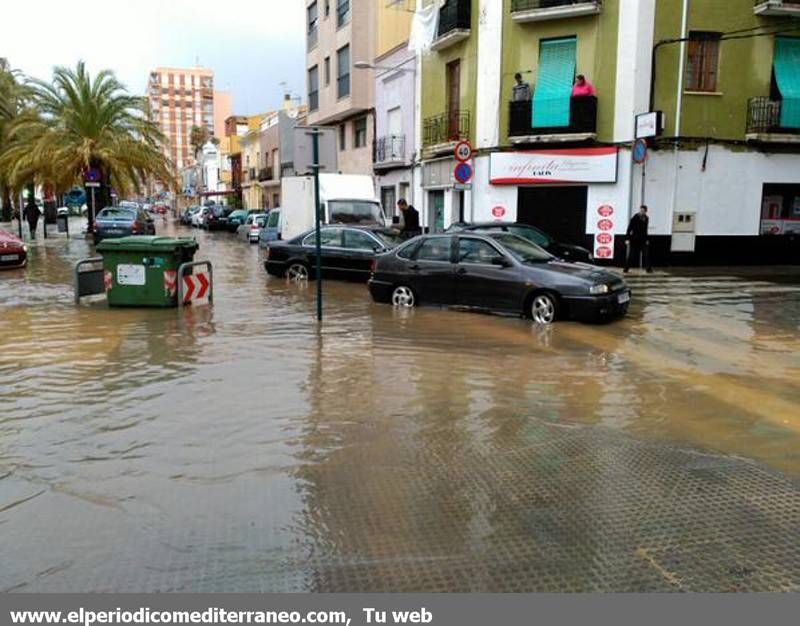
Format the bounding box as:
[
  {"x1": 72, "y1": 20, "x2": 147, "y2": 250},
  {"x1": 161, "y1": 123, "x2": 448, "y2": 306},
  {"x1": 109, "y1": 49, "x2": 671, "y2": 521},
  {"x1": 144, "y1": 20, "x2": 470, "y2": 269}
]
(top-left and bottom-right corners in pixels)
[{"x1": 146, "y1": 66, "x2": 217, "y2": 170}]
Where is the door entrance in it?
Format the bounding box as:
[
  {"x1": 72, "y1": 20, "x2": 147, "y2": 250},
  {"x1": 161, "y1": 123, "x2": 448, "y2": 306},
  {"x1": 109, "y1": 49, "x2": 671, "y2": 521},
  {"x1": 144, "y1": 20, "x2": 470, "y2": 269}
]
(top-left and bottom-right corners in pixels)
[
  {"x1": 517, "y1": 186, "x2": 588, "y2": 248},
  {"x1": 428, "y1": 190, "x2": 445, "y2": 233}
]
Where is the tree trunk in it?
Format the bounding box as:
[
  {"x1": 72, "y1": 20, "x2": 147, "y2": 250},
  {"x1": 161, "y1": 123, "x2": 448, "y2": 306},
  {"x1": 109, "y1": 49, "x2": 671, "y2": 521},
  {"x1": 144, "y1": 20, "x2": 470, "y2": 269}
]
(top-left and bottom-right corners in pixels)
[{"x1": 1, "y1": 184, "x2": 12, "y2": 222}]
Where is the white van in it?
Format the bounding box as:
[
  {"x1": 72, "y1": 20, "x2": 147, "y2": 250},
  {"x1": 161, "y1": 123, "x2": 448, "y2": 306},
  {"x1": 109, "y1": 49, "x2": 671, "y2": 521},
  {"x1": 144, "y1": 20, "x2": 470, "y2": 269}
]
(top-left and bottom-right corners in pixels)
[{"x1": 279, "y1": 174, "x2": 387, "y2": 241}]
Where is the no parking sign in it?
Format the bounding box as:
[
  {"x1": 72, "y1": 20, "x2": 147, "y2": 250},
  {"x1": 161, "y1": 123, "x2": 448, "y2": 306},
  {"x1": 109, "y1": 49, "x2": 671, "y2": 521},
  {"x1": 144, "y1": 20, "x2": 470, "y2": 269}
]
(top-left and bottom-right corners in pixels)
[{"x1": 593, "y1": 204, "x2": 616, "y2": 259}]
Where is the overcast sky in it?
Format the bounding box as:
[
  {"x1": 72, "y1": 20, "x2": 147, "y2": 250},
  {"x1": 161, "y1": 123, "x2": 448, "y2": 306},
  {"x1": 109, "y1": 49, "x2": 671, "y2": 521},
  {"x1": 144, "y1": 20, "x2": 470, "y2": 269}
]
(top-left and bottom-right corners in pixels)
[{"x1": 2, "y1": 0, "x2": 306, "y2": 115}]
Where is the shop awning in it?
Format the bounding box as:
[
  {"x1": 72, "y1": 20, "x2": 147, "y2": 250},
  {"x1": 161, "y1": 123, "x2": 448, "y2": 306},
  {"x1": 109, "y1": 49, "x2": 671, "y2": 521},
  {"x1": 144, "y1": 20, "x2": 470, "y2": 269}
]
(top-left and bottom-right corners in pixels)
[
  {"x1": 774, "y1": 37, "x2": 800, "y2": 128},
  {"x1": 532, "y1": 37, "x2": 577, "y2": 128}
]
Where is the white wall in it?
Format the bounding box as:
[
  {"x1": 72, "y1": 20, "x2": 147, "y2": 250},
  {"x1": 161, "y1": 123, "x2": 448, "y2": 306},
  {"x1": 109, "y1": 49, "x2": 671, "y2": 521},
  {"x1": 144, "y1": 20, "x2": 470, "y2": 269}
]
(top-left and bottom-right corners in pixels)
[
  {"x1": 633, "y1": 146, "x2": 800, "y2": 236},
  {"x1": 475, "y1": 0, "x2": 503, "y2": 150}
]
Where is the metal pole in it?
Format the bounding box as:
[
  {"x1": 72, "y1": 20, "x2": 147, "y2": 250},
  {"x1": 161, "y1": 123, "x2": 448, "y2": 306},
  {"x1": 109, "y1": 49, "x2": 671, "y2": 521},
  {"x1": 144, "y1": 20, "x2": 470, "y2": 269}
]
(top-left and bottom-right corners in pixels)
[
  {"x1": 311, "y1": 129, "x2": 323, "y2": 323},
  {"x1": 90, "y1": 188, "x2": 96, "y2": 234}
]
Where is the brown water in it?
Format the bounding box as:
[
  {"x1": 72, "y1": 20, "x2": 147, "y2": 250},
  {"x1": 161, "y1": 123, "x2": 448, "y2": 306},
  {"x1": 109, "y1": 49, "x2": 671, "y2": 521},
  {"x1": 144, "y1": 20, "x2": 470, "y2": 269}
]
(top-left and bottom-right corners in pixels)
[{"x1": 1, "y1": 218, "x2": 799, "y2": 592}]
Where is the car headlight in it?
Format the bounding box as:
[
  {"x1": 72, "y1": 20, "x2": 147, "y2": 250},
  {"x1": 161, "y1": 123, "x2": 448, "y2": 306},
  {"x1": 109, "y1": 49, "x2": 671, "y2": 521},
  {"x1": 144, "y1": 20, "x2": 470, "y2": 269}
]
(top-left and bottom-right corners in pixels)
[
  {"x1": 589, "y1": 284, "x2": 609, "y2": 295},
  {"x1": 22, "y1": 245, "x2": 28, "y2": 253}
]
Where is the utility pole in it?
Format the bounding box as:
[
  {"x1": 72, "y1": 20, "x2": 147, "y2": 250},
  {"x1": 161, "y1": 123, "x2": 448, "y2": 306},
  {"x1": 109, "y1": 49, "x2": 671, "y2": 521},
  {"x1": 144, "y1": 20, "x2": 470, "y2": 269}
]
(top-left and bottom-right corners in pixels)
[{"x1": 310, "y1": 127, "x2": 323, "y2": 322}]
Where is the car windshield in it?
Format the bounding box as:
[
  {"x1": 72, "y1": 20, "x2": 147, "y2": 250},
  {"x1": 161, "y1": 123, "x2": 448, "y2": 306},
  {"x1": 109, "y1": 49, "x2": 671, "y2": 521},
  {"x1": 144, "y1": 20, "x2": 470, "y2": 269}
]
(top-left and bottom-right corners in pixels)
[
  {"x1": 489, "y1": 233, "x2": 553, "y2": 263},
  {"x1": 328, "y1": 200, "x2": 384, "y2": 225},
  {"x1": 97, "y1": 208, "x2": 135, "y2": 221},
  {"x1": 374, "y1": 230, "x2": 402, "y2": 247},
  {"x1": 255, "y1": 215, "x2": 267, "y2": 227}
]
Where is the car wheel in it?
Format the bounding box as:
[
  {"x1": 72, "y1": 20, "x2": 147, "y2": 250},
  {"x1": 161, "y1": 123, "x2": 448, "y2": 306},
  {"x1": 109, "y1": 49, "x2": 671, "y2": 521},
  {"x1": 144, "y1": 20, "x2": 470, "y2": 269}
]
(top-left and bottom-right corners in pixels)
[
  {"x1": 391, "y1": 285, "x2": 416, "y2": 308},
  {"x1": 286, "y1": 262, "x2": 310, "y2": 282},
  {"x1": 530, "y1": 292, "x2": 558, "y2": 325}
]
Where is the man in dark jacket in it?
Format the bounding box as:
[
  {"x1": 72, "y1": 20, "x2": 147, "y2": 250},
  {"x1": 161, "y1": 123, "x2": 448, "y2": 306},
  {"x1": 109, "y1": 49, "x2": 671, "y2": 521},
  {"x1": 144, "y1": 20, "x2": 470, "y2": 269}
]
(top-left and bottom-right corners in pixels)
[
  {"x1": 23, "y1": 200, "x2": 40, "y2": 239},
  {"x1": 624, "y1": 205, "x2": 652, "y2": 273},
  {"x1": 398, "y1": 199, "x2": 421, "y2": 239}
]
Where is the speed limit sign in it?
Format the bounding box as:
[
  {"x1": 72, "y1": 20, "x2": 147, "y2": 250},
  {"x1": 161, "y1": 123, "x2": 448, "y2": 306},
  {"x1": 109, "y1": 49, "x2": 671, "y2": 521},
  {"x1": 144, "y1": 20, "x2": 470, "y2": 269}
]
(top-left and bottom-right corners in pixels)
[{"x1": 454, "y1": 140, "x2": 473, "y2": 162}]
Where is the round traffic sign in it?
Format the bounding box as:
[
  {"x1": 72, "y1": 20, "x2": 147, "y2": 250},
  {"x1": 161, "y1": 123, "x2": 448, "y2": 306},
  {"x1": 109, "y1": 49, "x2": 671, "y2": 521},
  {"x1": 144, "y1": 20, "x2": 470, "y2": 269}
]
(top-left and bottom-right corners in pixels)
[
  {"x1": 454, "y1": 140, "x2": 473, "y2": 162},
  {"x1": 632, "y1": 138, "x2": 648, "y2": 164},
  {"x1": 491, "y1": 205, "x2": 506, "y2": 219},
  {"x1": 454, "y1": 162, "x2": 473, "y2": 184}
]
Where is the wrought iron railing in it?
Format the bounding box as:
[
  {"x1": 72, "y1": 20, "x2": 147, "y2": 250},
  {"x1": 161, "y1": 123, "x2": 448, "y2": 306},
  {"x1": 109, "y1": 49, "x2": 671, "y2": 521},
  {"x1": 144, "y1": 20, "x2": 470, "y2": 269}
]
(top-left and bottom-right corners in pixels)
[
  {"x1": 258, "y1": 167, "x2": 274, "y2": 182},
  {"x1": 509, "y1": 97, "x2": 598, "y2": 137},
  {"x1": 374, "y1": 135, "x2": 406, "y2": 163},
  {"x1": 437, "y1": 0, "x2": 471, "y2": 38},
  {"x1": 746, "y1": 97, "x2": 800, "y2": 134},
  {"x1": 511, "y1": 0, "x2": 602, "y2": 11},
  {"x1": 423, "y1": 110, "x2": 470, "y2": 146}
]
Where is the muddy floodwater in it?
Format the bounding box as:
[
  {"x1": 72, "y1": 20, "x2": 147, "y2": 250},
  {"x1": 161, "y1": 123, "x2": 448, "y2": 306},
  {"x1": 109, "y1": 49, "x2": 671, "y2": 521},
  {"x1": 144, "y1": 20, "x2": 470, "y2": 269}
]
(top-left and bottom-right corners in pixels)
[{"x1": 1, "y1": 218, "x2": 799, "y2": 592}]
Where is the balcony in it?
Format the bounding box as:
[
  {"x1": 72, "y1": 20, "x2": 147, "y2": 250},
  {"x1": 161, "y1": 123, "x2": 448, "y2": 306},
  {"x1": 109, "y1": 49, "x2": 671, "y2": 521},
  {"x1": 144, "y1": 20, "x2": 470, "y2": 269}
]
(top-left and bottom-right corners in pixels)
[
  {"x1": 511, "y1": 0, "x2": 602, "y2": 22},
  {"x1": 745, "y1": 97, "x2": 800, "y2": 143},
  {"x1": 508, "y1": 97, "x2": 598, "y2": 143},
  {"x1": 431, "y1": 0, "x2": 471, "y2": 52},
  {"x1": 754, "y1": 0, "x2": 800, "y2": 16},
  {"x1": 374, "y1": 135, "x2": 407, "y2": 168},
  {"x1": 423, "y1": 110, "x2": 470, "y2": 150},
  {"x1": 258, "y1": 167, "x2": 275, "y2": 182}
]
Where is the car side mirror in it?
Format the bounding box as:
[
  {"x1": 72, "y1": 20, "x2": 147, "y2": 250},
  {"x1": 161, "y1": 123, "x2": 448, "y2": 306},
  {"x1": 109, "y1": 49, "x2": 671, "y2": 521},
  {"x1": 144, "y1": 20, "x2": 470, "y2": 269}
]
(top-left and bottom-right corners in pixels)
[{"x1": 492, "y1": 257, "x2": 511, "y2": 268}]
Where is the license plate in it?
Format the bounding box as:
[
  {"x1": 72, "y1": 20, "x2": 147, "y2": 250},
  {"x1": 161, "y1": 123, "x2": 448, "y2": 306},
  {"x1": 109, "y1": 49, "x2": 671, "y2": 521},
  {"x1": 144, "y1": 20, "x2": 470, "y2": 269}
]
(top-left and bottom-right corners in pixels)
[
  {"x1": 106, "y1": 229, "x2": 122, "y2": 234},
  {"x1": 1, "y1": 254, "x2": 19, "y2": 262},
  {"x1": 617, "y1": 291, "x2": 631, "y2": 304}
]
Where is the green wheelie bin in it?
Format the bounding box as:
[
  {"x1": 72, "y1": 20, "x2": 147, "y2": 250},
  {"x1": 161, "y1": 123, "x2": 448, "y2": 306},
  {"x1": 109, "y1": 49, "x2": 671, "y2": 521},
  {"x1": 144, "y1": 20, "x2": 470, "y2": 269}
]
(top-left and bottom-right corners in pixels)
[{"x1": 96, "y1": 236, "x2": 199, "y2": 307}]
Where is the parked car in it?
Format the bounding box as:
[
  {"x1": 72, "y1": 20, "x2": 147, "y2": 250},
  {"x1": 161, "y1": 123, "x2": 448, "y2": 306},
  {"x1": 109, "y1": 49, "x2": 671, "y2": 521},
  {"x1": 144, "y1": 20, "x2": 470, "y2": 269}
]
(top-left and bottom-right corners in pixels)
[
  {"x1": 191, "y1": 207, "x2": 207, "y2": 227},
  {"x1": 151, "y1": 203, "x2": 169, "y2": 215},
  {"x1": 447, "y1": 222, "x2": 593, "y2": 263},
  {"x1": 368, "y1": 232, "x2": 629, "y2": 324},
  {"x1": 264, "y1": 225, "x2": 402, "y2": 282},
  {"x1": 226, "y1": 209, "x2": 249, "y2": 232},
  {"x1": 181, "y1": 206, "x2": 201, "y2": 225},
  {"x1": 94, "y1": 207, "x2": 155, "y2": 243},
  {"x1": 0, "y1": 229, "x2": 28, "y2": 269},
  {"x1": 202, "y1": 205, "x2": 229, "y2": 231},
  {"x1": 238, "y1": 213, "x2": 268, "y2": 243},
  {"x1": 259, "y1": 208, "x2": 282, "y2": 247}
]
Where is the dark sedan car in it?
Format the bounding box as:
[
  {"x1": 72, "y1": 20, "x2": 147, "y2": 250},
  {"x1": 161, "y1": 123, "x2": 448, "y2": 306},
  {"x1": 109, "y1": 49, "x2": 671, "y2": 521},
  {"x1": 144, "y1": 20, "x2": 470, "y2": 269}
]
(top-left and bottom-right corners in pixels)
[
  {"x1": 94, "y1": 207, "x2": 155, "y2": 243},
  {"x1": 447, "y1": 221, "x2": 593, "y2": 263},
  {"x1": 264, "y1": 225, "x2": 402, "y2": 282},
  {"x1": 202, "y1": 205, "x2": 229, "y2": 231},
  {"x1": 368, "y1": 232, "x2": 629, "y2": 324}
]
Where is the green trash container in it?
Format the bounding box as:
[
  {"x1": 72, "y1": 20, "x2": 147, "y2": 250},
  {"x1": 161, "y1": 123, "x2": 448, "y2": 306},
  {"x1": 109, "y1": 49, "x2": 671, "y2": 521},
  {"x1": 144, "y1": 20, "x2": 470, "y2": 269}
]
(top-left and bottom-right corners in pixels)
[{"x1": 96, "y1": 236, "x2": 199, "y2": 307}]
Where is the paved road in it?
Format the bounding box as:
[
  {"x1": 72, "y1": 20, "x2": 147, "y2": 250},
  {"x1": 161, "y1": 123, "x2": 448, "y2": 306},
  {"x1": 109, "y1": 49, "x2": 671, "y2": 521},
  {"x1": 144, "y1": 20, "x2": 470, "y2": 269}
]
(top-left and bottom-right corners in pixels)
[{"x1": 0, "y1": 218, "x2": 798, "y2": 591}]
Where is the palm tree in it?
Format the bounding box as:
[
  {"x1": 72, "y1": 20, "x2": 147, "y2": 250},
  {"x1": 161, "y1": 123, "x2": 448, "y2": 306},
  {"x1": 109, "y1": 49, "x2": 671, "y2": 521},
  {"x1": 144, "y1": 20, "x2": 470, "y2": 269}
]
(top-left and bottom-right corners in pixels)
[
  {"x1": 190, "y1": 125, "x2": 210, "y2": 162},
  {"x1": 0, "y1": 60, "x2": 32, "y2": 222},
  {"x1": 1, "y1": 61, "x2": 176, "y2": 228}
]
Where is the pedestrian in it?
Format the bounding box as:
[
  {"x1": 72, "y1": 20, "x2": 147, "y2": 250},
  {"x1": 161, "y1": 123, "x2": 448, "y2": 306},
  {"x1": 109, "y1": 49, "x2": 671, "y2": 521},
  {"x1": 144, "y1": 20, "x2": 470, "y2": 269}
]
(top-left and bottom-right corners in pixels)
[
  {"x1": 512, "y1": 72, "x2": 532, "y2": 102},
  {"x1": 397, "y1": 199, "x2": 421, "y2": 239},
  {"x1": 23, "y1": 199, "x2": 40, "y2": 239},
  {"x1": 571, "y1": 74, "x2": 597, "y2": 98},
  {"x1": 625, "y1": 205, "x2": 652, "y2": 273}
]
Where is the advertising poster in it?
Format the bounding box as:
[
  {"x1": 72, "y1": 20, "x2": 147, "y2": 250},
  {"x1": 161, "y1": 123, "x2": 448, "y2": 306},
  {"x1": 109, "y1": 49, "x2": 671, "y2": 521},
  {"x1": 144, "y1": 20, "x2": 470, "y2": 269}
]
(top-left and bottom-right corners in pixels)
[{"x1": 593, "y1": 203, "x2": 616, "y2": 259}]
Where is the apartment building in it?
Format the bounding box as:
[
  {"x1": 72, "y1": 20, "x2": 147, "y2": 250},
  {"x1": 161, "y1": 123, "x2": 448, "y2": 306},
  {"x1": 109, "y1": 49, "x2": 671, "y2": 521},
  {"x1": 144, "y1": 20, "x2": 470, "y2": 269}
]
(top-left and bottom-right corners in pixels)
[
  {"x1": 373, "y1": 0, "x2": 418, "y2": 222},
  {"x1": 259, "y1": 97, "x2": 309, "y2": 210},
  {"x1": 146, "y1": 66, "x2": 230, "y2": 171},
  {"x1": 419, "y1": 0, "x2": 800, "y2": 264},
  {"x1": 306, "y1": 0, "x2": 377, "y2": 174}
]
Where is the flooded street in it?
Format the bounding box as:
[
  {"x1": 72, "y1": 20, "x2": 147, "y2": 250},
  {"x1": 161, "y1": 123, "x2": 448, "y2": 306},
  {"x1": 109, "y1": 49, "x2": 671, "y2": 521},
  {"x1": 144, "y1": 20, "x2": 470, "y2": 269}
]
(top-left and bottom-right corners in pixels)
[{"x1": 1, "y1": 218, "x2": 799, "y2": 592}]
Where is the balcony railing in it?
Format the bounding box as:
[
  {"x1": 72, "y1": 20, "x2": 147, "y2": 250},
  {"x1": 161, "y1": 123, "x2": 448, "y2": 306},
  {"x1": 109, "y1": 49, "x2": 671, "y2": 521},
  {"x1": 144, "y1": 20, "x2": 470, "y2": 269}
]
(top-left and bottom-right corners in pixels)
[
  {"x1": 511, "y1": 0, "x2": 603, "y2": 21},
  {"x1": 436, "y1": 0, "x2": 471, "y2": 39},
  {"x1": 509, "y1": 97, "x2": 598, "y2": 139},
  {"x1": 246, "y1": 167, "x2": 257, "y2": 182},
  {"x1": 374, "y1": 135, "x2": 406, "y2": 164},
  {"x1": 423, "y1": 110, "x2": 470, "y2": 147},
  {"x1": 746, "y1": 97, "x2": 800, "y2": 137},
  {"x1": 754, "y1": 0, "x2": 800, "y2": 16},
  {"x1": 258, "y1": 167, "x2": 275, "y2": 182}
]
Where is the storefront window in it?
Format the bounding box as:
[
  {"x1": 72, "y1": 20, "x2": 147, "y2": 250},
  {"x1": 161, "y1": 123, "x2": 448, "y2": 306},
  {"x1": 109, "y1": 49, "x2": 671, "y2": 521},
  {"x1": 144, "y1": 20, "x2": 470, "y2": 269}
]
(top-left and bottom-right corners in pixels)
[{"x1": 760, "y1": 183, "x2": 800, "y2": 235}]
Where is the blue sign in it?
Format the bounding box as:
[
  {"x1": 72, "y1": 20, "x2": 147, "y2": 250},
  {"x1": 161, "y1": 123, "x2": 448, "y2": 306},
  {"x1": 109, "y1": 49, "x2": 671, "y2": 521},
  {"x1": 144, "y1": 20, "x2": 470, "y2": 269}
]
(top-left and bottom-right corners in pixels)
[
  {"x1": 454, "y1": 162, "x2": 473, "y2": 184},
  {"x1": 632, "y1": 138, "x2": 648, "y2": 164},
  {"x1": 84, "y1": 167, "x2": 102, "y2": 183}
]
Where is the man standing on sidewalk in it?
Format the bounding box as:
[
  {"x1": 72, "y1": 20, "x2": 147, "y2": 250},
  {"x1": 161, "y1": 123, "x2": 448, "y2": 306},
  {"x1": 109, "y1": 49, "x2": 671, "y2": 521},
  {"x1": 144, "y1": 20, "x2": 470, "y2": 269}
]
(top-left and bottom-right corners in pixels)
[
  {"x1": 398, "y1": 199, "x2": 421, "y2": 240},
  {"x1": 624, "y1": 205, "x2": 652, "y2": 273}
]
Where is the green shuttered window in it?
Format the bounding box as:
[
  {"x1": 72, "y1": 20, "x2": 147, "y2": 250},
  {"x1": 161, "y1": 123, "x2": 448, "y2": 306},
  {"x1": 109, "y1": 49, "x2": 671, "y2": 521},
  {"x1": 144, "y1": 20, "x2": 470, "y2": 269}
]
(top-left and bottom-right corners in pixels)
[
  {"x1": 774, "y1": 37, "x2": 800, "y2": 129},
  {"x1": 533, "y1": 37, "x2": 577, "y2": 128}
]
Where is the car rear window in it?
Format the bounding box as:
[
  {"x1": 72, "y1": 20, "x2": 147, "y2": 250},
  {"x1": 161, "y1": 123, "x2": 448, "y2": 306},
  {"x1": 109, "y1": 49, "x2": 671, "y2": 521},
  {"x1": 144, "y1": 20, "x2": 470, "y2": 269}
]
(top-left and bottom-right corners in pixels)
[
  {"x1": 266, "y1": 211, "x2": 280, "y2": 228},
  {"x1": 98, "y1": 209, "x2": 135, "y2": 220}
]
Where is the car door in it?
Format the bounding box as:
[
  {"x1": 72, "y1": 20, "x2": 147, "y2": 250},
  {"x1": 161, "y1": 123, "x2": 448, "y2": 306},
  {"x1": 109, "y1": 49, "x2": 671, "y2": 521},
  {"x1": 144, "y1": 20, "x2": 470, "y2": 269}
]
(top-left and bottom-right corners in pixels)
[
  {"x1": 455, "y1": 236, "x2": 523, "y2": 312},
  {"x1": 342, "y1": 229, "x2": 384, "y2": 279},
  {"x1": 301, "y1": 227, "x2": 346, "y2": 277},
  {"x1": 407, "y1": 236, "x2": 457, "y2": 305}
]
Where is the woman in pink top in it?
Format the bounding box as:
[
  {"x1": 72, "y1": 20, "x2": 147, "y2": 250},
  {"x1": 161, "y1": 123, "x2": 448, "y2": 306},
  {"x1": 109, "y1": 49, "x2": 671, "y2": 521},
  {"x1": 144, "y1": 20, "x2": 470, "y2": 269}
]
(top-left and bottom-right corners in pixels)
[{"x1": 571, "y1": 75, "x2": 597, "y2": 97}]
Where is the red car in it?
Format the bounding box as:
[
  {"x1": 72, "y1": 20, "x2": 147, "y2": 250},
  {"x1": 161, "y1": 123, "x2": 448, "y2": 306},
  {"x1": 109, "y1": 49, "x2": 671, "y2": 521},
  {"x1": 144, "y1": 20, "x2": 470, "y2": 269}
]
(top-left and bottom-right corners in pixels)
[{"x1": 0, "y1": 229, "x2": 27, "y2": 269}]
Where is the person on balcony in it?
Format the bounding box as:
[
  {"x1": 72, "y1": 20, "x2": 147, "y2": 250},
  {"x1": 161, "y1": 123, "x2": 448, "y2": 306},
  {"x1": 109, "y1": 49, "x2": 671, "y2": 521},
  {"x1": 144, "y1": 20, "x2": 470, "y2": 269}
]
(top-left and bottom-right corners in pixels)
[
  {"x1": 571, "y1": 75, "x2": 597, "y2": 98},
  {"x1": 512, "y1": 73, "x2": 532, "y2": 102}
]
